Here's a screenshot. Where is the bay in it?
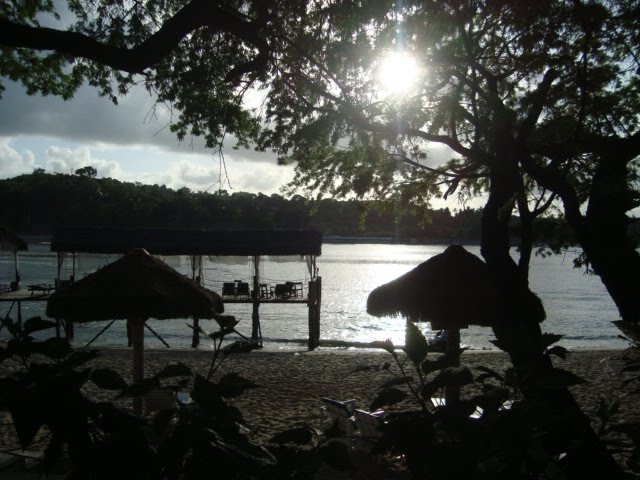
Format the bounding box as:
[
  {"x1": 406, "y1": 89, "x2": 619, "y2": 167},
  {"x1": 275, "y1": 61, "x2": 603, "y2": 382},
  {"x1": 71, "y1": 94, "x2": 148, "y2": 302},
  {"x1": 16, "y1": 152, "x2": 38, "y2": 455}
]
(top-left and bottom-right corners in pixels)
[{"x1": 0, "y1": 242, "x2": 626, "y2": 351}]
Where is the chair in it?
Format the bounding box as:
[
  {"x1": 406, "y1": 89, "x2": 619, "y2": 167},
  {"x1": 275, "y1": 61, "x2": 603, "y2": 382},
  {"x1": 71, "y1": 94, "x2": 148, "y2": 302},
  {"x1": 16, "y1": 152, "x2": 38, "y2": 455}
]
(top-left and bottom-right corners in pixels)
[
  {"x1": 222, "y1": 282, "x2": 236, "y2": 298},
  {"x1": 320, "y1": 397, "x2": 358, "y2": 436},
  {"x1": 285, "y1": 281, "x2": 296, "y2": 297},
  {"x1": 259, "y1": 284, "x2": 272, "y2": 299},
  {"x1": 236, "y1": 282, "x2": 250, "y2": 298},
  {"x1": 353, "y1": 409, "x2": 385, "y2": 451},
  {"x1": 274, "y1": 283, "x2": 292, "y2": 299}
]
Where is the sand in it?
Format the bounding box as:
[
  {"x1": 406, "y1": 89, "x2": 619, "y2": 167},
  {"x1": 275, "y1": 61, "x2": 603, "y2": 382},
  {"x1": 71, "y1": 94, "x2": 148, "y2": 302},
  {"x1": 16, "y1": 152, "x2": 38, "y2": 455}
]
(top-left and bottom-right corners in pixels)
[{"x1": 1, "y1": 346, "x2": 638, "y2": 476}]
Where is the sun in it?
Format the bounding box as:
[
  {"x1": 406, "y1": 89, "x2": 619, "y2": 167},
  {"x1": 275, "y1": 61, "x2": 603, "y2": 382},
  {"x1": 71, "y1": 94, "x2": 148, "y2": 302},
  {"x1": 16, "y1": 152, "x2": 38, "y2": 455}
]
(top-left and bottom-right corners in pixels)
[{"x1": 376, "y1": 52, "x2": 421, "y2": 96}]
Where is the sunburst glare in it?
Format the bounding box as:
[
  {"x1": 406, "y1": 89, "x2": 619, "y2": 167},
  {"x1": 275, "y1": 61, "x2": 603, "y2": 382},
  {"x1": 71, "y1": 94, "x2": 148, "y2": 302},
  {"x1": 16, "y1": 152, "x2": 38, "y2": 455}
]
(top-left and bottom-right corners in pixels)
[{"x1": 376, "y1": 52, "x2": 422, "y2": 97}]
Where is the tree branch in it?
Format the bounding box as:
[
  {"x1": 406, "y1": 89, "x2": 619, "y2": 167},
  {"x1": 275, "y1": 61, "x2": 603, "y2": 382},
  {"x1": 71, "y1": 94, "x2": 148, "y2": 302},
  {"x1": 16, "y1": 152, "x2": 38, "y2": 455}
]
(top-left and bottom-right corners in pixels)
[
  {"x1": 517, "y1": 68, "x2": 559, "y2": 141},
  {"x1": 0, "y1": 0, "x2": 269, "y2": 75}
]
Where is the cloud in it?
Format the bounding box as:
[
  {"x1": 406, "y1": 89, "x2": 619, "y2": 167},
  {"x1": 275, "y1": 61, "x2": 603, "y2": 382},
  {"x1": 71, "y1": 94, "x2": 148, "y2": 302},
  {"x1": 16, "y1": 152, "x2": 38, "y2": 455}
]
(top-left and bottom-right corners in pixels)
[
  {"x1": 0, "y1": 80, "x2": 278, "y2": 163},
  {"x1": 135, "y1": 156, "x2": 293, "y2": 195},
  {"x1": 138, "y1": 160, "x2": 219, "y2": 191},
  {"x1": 45, "y1": 145, "x2": 123, "y2": 178},
  {"x1": 232, "y1": 161, "x2": 294, "y2": 194},
  {"x1": 0, "y1": 81, "x2": 182, "y2": 149},
  {"x1": 0, "y1": 137, "x2": 36, "y2": 177}
]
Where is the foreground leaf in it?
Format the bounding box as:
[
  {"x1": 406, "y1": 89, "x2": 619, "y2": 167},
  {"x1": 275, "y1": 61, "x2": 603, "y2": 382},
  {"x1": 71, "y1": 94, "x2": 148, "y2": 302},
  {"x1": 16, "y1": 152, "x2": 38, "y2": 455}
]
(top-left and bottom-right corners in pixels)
[
  {"x1": 218, "y1": 372, "x2": 258, "y2": 398},
  {"x1": 157, "y1": 363, "x2": 192, "y2": 379},
  {"x1": 404, "y1": 322, "x2": 429, "y2": 366},
  {"x1": 370, "y1": 387, "x2": 407, "y2": 412},
  {"x1": 91, "y1": 368, "x2": 128, "y2": 391},
  {"x1": 540, "y1": 333, "x2": 564, "y2": 351},
  {"x1": 23, "y1": 317, "x2": 56, "y2": 335}
]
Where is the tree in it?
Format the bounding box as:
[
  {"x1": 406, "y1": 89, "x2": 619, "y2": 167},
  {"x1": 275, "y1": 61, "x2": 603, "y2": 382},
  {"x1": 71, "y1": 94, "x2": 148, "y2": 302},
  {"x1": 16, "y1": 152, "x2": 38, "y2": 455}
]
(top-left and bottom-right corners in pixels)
[{"x1": 75, "y1": 166, "x2": 97, "y2": 178}]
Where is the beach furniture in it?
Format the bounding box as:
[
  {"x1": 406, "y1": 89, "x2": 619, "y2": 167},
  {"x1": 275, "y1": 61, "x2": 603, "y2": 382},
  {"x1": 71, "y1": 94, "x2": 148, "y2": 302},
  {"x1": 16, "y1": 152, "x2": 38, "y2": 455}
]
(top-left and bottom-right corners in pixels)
[
  {"x1": 259, "y1": 283, "x2": 272, "y2": 298},
  {"x1": 236, "y1": 282, "x2": 250, "y2": 298},
  {"x1": 274, "y1": 283, "x2": 292, "y2": 299},
  {"x1": 320, "y1": 397, "x2": 358, "y2": 436},
  {"x1": 47, "y1": 248, "x2": 224, "y2": 416},
  {"x1": 27, "y1": 283, "x2": 56, "y2": 295},
  {"x1": 353, "y1": 409, "x2": 385, "y2": 451},
  {"x1": 430, "y1": 397, "x2": 512, "y2": 418},
  {"x1": 222, "y1": 282, "x2": 236, "y2": 298},
  {"x1": 291, "y1": 281, "x2": 303, "y2": 298}
]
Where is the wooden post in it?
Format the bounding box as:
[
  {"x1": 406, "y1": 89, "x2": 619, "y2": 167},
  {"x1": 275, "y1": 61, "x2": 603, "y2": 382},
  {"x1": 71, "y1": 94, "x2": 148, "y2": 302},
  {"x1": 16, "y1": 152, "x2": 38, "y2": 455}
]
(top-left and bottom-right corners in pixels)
[
  {"x1": 65, "y1": 319, "x2": 74, "y2": 340},
  {"x1": 16, "y1": 300, "x2": 22, "y2": 329},
  {"x1": 191, "y1": 255, "x2": 201, "y2": 348},
  {"x1": 192, "y1": 317, "x2": 200, "y2": 348},
  {"x1": 444, "y1": 328, "x2": 461, "y2": 404},
  {"x1": 13, "y1": 250, "x2": 19, "y2": 287},
  {"x1": 251, "y1": 256, "x2": 261, "y2": 342},
  {"x1": 56, "y1": 252, "x2": 62, "y2": 286},
  {"x1": 314, "y1": 276, "x2": 322, "y2": 349},
  {"x1": 308, "y1": 278, "x2": 321, "y2": 350},
  {"x1": 131, "y1": 317, "x2": 145, "y2": 416}
]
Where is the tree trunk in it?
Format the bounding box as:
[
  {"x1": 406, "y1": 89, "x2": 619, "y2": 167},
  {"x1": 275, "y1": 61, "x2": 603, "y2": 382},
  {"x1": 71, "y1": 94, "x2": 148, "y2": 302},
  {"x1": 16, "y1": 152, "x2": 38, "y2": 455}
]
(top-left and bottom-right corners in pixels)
[
  {"x1": 580, "y1": 156, "x2": 640, "y2": 324},
  {"x1": 484, "y1": 135, "x2": 626, "y2": 478},
  {"x1": 521, "y1": 150, "x2": 640, "y2": 325}
]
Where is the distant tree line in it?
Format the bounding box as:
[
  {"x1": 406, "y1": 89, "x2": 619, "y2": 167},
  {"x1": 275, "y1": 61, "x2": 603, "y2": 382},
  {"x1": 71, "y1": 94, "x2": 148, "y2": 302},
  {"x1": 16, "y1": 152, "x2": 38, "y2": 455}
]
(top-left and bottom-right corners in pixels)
[{"x1": 0, "y1": 169, "x2": 574, "y2": 244}]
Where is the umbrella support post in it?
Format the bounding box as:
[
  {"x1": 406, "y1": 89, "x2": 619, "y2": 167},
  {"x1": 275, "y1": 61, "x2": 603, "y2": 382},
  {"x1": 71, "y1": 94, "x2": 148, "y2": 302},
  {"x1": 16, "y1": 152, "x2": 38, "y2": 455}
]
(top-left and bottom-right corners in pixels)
[
  {"x1": 307, "y1": 277, "x2": 321, "y2": 350},
  {"x1": 144, "y1": 322, "x2": 170, "y2": 348},
  {"x1": 132, "y1": 318, "x2": 145, "y2": 416},
  {"x1": 65, "y1": 319, "x2": 74, "y2": 340},
  {"x1": 191, "y1": 318, "x2": 199, "y2": 348},
  {"x1": 85, "y1": 319, "x2": 116, "y2": 348},
  {"x1": 251, "y1": 301, "x2": 262, "y2": 345},
  {"x1": 444, "y1": 328, "x2": 461, "y2": 404}
]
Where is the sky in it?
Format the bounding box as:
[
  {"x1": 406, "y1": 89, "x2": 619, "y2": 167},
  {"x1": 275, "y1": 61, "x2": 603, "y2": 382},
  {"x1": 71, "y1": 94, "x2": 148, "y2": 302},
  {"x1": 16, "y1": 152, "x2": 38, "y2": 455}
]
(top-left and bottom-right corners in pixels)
[{"x1": 0, "y1": 79, "x2": 298, "y2": 195}]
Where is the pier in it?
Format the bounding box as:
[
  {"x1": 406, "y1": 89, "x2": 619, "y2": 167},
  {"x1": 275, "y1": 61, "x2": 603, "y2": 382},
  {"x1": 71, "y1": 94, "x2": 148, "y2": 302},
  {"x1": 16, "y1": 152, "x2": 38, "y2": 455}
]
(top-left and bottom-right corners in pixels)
[{"x1": 48, "y1": 227, "x2": 324, "y2": 350}]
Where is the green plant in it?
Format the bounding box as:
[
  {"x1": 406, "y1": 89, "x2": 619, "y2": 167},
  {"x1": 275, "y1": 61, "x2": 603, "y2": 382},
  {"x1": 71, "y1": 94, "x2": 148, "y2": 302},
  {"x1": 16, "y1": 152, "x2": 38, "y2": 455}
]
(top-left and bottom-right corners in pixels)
[
  {"x1": 358, "y1": 322, "x2": 592, "y2": 479},
  {"x1": 595, "y1": 321, "x2": 640, "y2": 475},
  {"x1": 0, "y1": 315, "x2": 328, "y2": 479}
]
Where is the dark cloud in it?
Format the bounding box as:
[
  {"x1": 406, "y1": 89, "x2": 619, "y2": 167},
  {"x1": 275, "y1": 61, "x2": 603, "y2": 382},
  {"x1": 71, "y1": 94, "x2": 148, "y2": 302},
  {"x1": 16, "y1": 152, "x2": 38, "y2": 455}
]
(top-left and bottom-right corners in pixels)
[{"x1": 0, "y1": 80, "x2": 278, "y2": 164}]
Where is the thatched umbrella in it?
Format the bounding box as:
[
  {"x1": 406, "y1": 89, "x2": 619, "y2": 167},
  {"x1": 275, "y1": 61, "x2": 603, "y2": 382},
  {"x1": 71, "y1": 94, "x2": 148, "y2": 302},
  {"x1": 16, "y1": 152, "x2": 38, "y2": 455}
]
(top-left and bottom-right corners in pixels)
[
  {"x1": 367, "y1": 245, "x2": 543, "y2": 403},
  {"x1": 47, "y1": 248, "x2": 224, "y2": 414},
  {"x1": 0, "y1": 227, "x2": 28, "y2": 289}
]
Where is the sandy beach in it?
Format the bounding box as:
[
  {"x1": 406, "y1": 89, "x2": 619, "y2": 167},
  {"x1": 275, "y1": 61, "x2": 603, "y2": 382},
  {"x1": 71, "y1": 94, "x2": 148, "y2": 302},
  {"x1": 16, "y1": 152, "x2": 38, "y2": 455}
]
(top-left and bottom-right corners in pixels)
[{"x1": 1, "y1": 346, "x2": 638, "y2": 476}]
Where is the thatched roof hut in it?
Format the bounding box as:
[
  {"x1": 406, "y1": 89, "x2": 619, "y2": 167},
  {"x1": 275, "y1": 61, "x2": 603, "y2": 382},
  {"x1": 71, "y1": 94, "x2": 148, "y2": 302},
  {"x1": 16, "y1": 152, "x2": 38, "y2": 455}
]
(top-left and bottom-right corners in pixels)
[
  {"x1": 367, "y1": 245, "x2": 501, "y2": 330},
  {"x1": 47, "y1": 248, "x2": 224, "y2": 414},
  {"x1": 47, "y1": 247, "x2": 223, "y2": 322},
  {"x1": 0, "y1": 227, "x2": 27, "y2": 252}
]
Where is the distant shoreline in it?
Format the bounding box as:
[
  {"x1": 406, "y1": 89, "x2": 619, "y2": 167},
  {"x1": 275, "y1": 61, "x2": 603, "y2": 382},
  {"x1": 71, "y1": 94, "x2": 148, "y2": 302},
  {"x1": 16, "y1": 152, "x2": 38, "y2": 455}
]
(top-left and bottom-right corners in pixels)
[{"x1": 17, "y1": 234, "x2": 491, "y2": 248}]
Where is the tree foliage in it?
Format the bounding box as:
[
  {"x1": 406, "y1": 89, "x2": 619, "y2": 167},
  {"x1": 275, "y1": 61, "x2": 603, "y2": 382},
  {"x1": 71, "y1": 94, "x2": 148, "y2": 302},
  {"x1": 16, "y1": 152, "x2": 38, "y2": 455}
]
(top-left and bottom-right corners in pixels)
[{"x1": 0, "y1": 170, "x2": 578, "y2": 244}]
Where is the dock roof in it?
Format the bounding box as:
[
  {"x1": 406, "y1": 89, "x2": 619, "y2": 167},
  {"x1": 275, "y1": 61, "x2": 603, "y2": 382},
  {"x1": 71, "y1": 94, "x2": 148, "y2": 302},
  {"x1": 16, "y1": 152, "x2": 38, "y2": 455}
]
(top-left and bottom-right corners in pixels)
[
  {"x1": 50, "y1": 227, "x2": 322, "y2": 256},
  {"x1": 0, "y1": 227, "x2": 27, "y2": 251}
]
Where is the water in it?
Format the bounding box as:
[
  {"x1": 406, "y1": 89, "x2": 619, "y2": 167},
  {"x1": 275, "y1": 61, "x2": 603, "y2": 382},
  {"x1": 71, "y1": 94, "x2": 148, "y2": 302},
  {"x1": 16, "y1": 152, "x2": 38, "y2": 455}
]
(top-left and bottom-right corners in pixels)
[{"x1": 0, "y1": 242, "x2": 626, "y2": 351}]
